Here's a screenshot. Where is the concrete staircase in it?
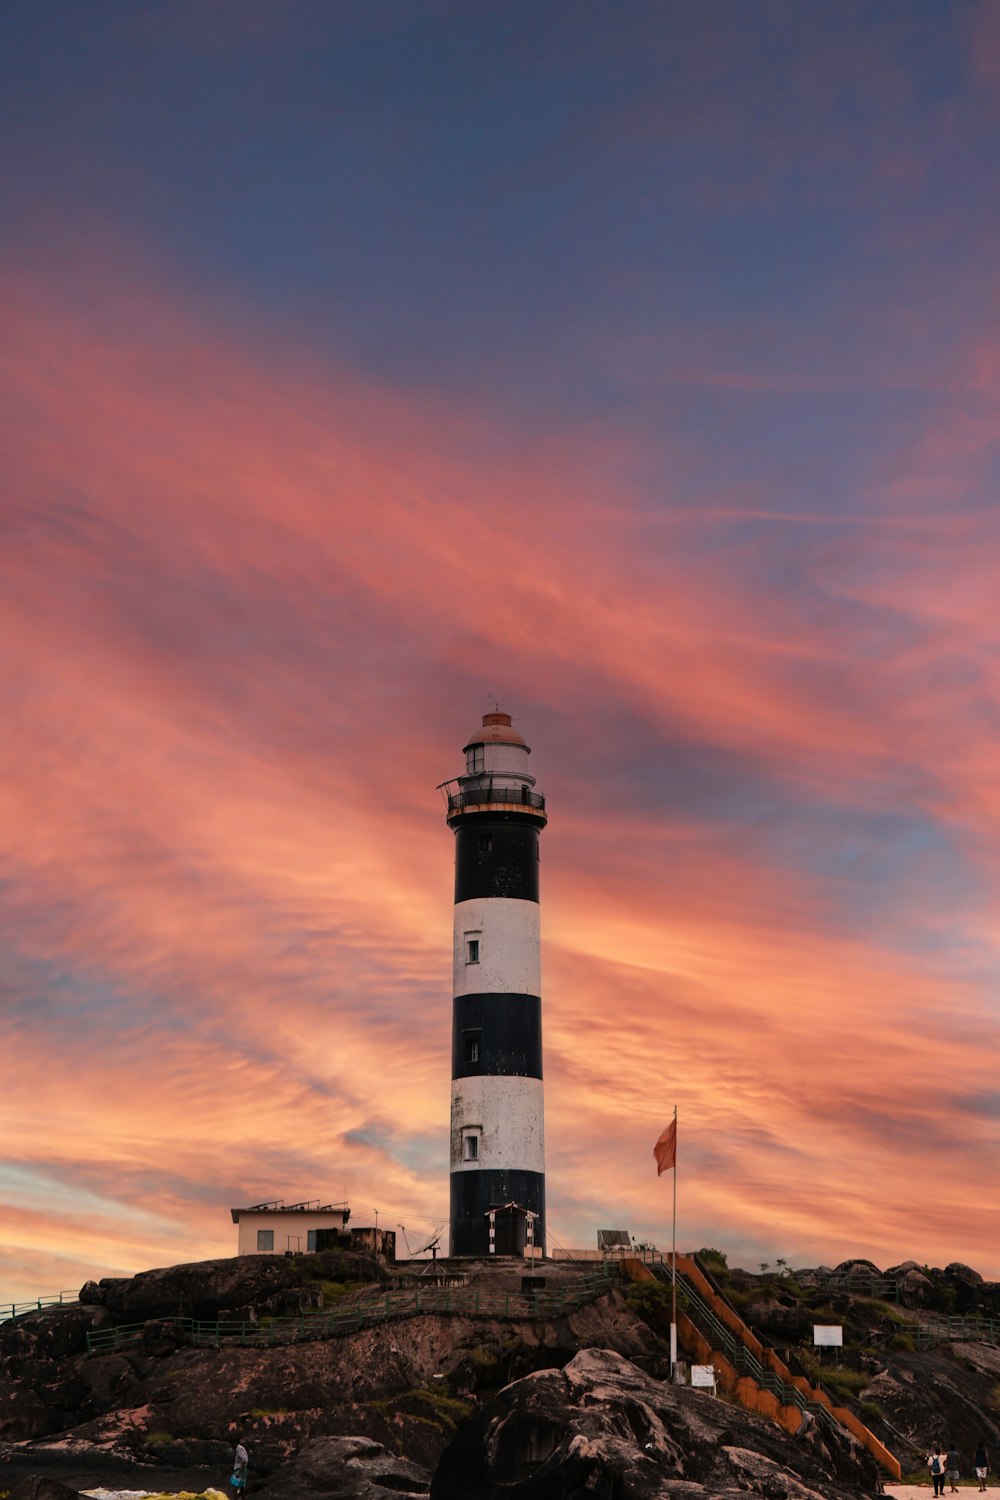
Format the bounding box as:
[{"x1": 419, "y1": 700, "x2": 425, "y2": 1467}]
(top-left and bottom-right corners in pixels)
[{"x1": 623, "y1": 1254, "x2": 900, "y2": 1482}]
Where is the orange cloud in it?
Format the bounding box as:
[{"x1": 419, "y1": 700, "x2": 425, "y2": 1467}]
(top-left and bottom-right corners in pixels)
[{"x1": 1, "y1": 251, "x2": 999, "y2": 1301}]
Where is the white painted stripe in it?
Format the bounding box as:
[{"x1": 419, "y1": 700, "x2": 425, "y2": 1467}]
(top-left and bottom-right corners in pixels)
[
  {"x1": 450, "y1": 1075, "x2": 545, "y2": 1174},
  {"x1": 453, "y1": 897, "x2": 540, "y2": 998}
]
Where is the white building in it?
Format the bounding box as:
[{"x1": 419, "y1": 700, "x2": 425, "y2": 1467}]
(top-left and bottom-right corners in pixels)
[{"x1": 231, "y1": 1198, "x2": 350, "y2": 1256}]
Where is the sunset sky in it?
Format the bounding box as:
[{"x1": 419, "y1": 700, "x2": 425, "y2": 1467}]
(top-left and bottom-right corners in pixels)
[{"x1": 3, "y1": 1, "x2": 1000, "y2": 1304}]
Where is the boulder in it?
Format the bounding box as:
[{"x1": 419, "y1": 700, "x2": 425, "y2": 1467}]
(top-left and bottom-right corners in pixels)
[
  {"x1": 255, "y1": 1435, "x2": 431, "y2": 1497},
  {"x1": 0, "y1": 1383, "x2": 70, "y2": 1441},
  {"x1": 738, "y1": 1297, "x2": 813, "y2": 1344},
  {"x1": 945, "y1": 1262, "x2": 983, "y2": 1286},
  {"x1": 77, "y1": 1352, "x2": 138, "y2": 1416},
  {"x1": 431, "y1": 1347, "x2": 879, "y2": 1499},
  {"x1": 831, "y1": 1259, "x2": 882, "y2": 1279},
  {"x1": 0, "y1": 1307, "x2": 104, "y2": 1362},
  {"x1": 92, "y1": 1252, "x2": 384, "y2": 1325},
  {"x1": 8, "y1": 1480, "x2": 82, "y2": 1500},
  {"x1": 893, "y1": 1267, "x2": 935, "y2": 1308},
  {"x1": 138, "y1": 1318, "x2": 189, "y2": 1357}
]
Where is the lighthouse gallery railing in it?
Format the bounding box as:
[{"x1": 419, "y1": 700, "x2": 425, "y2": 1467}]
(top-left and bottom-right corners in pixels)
[{"x1": 446, "y1": 785, "x2": 545, "y2": 815}]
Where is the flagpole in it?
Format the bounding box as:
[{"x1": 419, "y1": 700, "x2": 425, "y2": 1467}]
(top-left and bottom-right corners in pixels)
[{"x1": 670, "y1": 1103, "x2": 677, "y2": 1379}]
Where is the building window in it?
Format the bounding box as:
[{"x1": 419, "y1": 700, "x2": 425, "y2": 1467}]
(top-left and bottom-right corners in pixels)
[
  {"x1": 463, "y1": 1131, "x2": 480, "y2": 1161},
  {"x1": 464, "y1": 1034, "x2": 480, "y2": 1063},
  {"x1": 466, "y1": 938, "x2": 480, "y2": 964},
  {"x1": 307, "y1": 1230, "x2": 317, "y2": 1251},
  {"x1": 257, "y1": 1229, "x2": 274, "y2": 1252}
]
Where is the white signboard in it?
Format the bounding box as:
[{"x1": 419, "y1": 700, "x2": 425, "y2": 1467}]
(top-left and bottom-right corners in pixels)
[
  {"x1": 813, "y1": 1325, "x2": 843, "y2": 1347},
  {"x1": 691, "y1": 1364, "x2": 716, "y2": 1387}
]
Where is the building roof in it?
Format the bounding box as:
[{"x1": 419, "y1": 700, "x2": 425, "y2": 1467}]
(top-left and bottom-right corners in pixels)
[{"x1": 230, "y1": 1198, "x2": 350, "y2": 1223}]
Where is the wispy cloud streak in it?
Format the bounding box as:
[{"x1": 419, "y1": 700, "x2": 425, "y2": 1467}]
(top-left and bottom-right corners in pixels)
[{"x1": 1, "y1": 209, "x2": 999, "y2": 1298}]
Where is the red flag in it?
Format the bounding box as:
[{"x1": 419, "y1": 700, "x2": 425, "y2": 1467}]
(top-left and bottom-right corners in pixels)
[{"x1": 654, "y1": 1117, "x2": 676, "y2": 1175}]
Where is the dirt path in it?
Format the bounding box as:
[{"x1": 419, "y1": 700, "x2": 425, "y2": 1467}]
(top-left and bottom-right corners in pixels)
[{"x1": 886, "y1": 1488, "x2": 991, "y2": 1498}]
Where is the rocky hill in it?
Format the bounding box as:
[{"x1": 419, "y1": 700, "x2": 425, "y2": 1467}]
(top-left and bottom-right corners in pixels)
[
  {"x1": 693, "y1": 1252, "x2": 1000, "y2": 1471},
  {"x1": 0, "y1": 1250, "x2": 997, "y2": 1498}
]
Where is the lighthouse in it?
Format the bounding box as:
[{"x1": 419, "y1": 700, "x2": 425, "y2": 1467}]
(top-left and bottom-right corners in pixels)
[{"x1": 439, "y1": 711, "x2": 547, "y2": 1258}]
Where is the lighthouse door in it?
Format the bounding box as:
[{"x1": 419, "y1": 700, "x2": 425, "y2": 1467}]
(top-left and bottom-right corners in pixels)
[{"x1": 493, "y1": 1205, "x2": 527, "y2": 1257}]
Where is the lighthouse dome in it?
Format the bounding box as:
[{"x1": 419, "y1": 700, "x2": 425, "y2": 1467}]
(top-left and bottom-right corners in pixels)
[
  {"x1": 462, "y1": 711, "x2": 534, "y2": 781},
  {"x1": 463, "y1": 711, "x2": 529, "y2": 754}
]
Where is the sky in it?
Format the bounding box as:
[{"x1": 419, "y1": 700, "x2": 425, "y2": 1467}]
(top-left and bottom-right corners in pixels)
[{"x1": 2, "y1": 0, "x2": 1000, "y2": 1303}]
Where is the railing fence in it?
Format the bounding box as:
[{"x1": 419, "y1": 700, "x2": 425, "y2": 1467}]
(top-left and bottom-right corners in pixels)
[
  {"x1": 85, "y1": 1269, "x2": 617, "y2": 1356},
  {"x1": 0, "y1": 1292, "x2": 78, "y2": 1323}
]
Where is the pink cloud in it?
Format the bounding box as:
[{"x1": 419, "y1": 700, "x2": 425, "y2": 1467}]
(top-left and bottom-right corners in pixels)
[{"x1": 1, "y1": 249, "x2": 999, "y2": 1299}]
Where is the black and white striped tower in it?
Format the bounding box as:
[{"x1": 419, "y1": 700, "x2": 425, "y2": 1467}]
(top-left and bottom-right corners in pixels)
[{"x1": 439, "y1": 711, "x2": 547, "y2": 1258}]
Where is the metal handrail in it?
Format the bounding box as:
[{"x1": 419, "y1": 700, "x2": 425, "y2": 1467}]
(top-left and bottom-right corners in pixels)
[
  {"x1": 633, "y1": 1253, "x2": 897, "y2": 1476},
  {"x1": 85, "y1": 1267, "x2": 617, "y2": 1356},
  {"x1": 641, "y1": 1261, "x2": 836, "y2": 1428},
  {"x1": 1, "y1": 1292, "x2": 79, "y2": 1323},
  {"x1": 447, "y1": 786, "x2": 545, "y2": 814},
  {"x1": 917, "y1": 1315, "x2": 1000, "y2": 1347},
  {"x1": 810, "y1": 1272, "x2": 900, "y2": 1301}
]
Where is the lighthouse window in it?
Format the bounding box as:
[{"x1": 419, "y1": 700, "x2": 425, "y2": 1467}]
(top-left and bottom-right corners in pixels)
[
  {"x1": 463, "y1": 1131, "x2": 480, "y2": 1161},
  {"x1": 466, "y1": 938, "x2": 480, "y2": 964},
  {"x1": 479, "y1": 833, "x2": 492, "y2": 853},
  {"x1": 467, "y1": 745, "x2": 484, "y2": 774},
  {"x1": 464, "y1": 1034, "x2": 481, "y2": 1063}
]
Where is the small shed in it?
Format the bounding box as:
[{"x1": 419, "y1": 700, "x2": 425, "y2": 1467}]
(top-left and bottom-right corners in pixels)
[{"x1": 231, "y1": 1199, "x2": 351, "y2": 1256}]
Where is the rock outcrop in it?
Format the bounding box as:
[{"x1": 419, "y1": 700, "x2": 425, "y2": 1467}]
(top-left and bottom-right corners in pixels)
[
  {"x1": 1, "y1": 1269, "x2": 660, "y2": 1494},
  {"x1": 80, "y1": 1251, "x2": 384, "y2": 1324},
  {"x1": 5, "y1": 1252, "x2": 1000, "y2": 1498},
  {"x1": 254, "y1": 1435, "x2": 431, "y2": 1498},
  {"x1": 431, "y1": 1347, "x2": 879, "y2": 1500},
  {"x1": 8, "y1": 1480, "x2": 82, "y2": 1500},
  {"x1": 894, "y1": 1265, "x2": 936, "y2": 1306}
]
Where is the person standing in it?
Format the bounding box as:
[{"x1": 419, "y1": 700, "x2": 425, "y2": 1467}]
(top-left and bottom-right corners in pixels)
[
  {"x1": 232, "y1": 1438, "x2": 249, "y2": 1493},
  {"x1": 928, "y1": 1445, "x2": 946, "y2": 1497},
  {"x1": 945, "y1": 1445, "x2": 961, "y2": 1493},
  {"x1": 974, "y1": 1441, "x2": 990, "y2": 1493}
]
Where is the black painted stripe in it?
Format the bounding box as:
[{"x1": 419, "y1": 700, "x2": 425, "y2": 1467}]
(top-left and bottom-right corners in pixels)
[
  {"x1": 452, "y1": 993, "x2": 542, "y2": 1080},
  {"x1": 454, "y1": 820, "x2": 539, "y2": 904},
  {"x1": 450, "y1": 1168, "x2": 546, "y2": 1258}
]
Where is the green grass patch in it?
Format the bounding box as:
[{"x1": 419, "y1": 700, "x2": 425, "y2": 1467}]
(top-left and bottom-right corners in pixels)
[
  {"x1": 320, "y1": 1279, "x2": 365, "y2": 1304},
  {"x1": 249, "y1": 1406, "x2": 291, "y2": 1418},
  {"x1": 722, "y1": 1286, "x2": 755, "y2": 1311},
  {"x1": 369, "y1": 1386, "x2": 474, "y2": 1434},
  {"x1": 410, "y1": 1387, "x2": 474, "y2": 1429},
  {"x1": 144, "y1": 1430, "x2": 173, "y2": 1446},
  {"x1": 794, "y1": 1348, "x2": 870, "y2": 1397},
  {"x1": 697, "y1": 1248, "x2": 731, "y2": 1283},
  {"x1": 624, "y1": 1280, "x2": 675, "y2": 1338},
  {"x1": 855, "y1": 1297, "x2": 914, "y2": 1327},
  {"x1": 822, "y1": 1367, "x2": 871, "y2": 1397},
  {"x1": 466, "y1": 1344, "x2": 502, "y2": 1377}
]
